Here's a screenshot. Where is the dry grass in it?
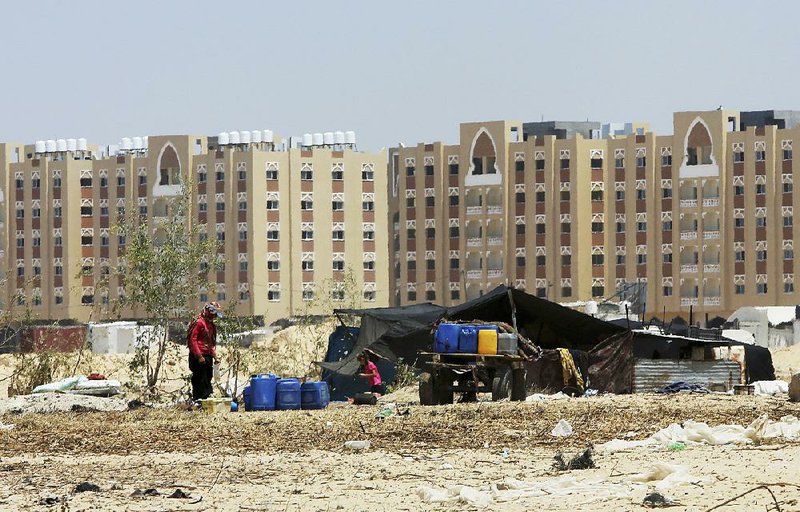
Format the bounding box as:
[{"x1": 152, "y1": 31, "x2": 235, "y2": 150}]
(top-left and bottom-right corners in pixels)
[{"x1": 3, "y1": 393, "x2": 799, "y2": 456}]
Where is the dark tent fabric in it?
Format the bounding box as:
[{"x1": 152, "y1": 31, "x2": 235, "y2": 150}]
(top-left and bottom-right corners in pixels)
[
  {"x1": 589, "y1": 330, "x2": 776, "y2": 393},
  {"x1": 321, "y1": 325, "x2": 397, "y2": 401},
  {"x1": 319, "y1": 285, "x2": 625, "y2": 375},
  {"x1": 446, "y1": 286, "x2": 625, "y2": 351}
]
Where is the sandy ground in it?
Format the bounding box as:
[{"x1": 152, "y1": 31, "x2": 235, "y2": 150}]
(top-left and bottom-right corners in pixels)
[{"x1": 1, "y1": 394, "x2": 800, "y2": 511}]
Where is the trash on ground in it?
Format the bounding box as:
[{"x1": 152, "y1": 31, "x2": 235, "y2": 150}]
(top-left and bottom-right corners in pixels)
[
  {"x1": 654, "y1": 382, "x2": 708, "y2": 394},
  {"x1": 630, "y1": 463, "x2": 706, "y2": 491},
  {"x1": 551, "y1": 419, "x2": 574, "y2": 437},
  {"x1": 526, "y1": 392, "x2": 570, "y2": 402},
  {"x1": 553, "y1": 447, "x2": 595, "y2": 471},
  {"x1": 74, "y1": 482, "x2": 101, "y2": 493},
  {"x1": 642, "y1": 491, "x2": 676, "y2": 508},
  {"x1": 0, "y1": 422, "x2": 15, "y2": 430},
  {"x1": 752, "y1": 380, "x2": 789, "y2": 396},
  {"x1": 130, "y1": 488, "x2": 160, "y2": 497},
  {"x1": 666, "y1": 442, "x2": 686, "y2": 451},
  {"x1": 343, "y1": 440, "x2": 371, "y2": 451},
  {"x1": 168, "y1": 489, "x2": 190, "y2": 499},
  {"x1": 599, "y1": 414, "x2": 800, "y2": 453}
]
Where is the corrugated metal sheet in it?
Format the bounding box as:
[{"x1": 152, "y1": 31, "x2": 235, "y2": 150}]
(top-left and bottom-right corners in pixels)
[{"x1": 633, "y1": 359, "x2": 741, "y2": 393}]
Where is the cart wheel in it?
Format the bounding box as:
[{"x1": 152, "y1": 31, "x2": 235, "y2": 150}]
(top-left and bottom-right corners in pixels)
[
  {"x1": 510, "y1": 368, "x2": 527, "y2": 401},
  {"x1": 436, "y1": 369, "x2": 454, "y2": 405},
  {"x1": 419, "y1": 372, "x2": 436, "y2": 406},
  {"x1": 491, "y1": 371, "x2": 511, "y2": 401}
]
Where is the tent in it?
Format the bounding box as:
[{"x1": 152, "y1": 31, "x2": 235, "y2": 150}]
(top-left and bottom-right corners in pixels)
[{"x1": 318, "y1": 285, "x2": 625, "y2": 376}]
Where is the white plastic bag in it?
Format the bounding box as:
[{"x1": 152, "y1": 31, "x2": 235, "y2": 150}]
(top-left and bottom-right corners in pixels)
[{"x1": 551, "y1": 419, "x2": 574, "y2": 437}]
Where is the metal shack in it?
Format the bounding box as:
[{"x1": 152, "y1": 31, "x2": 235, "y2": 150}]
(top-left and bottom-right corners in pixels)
[{"x1": 588, "y1": 329, "x2": 775, "y2": 394}]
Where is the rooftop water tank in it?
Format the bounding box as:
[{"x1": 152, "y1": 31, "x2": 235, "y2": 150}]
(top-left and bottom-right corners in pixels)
[
  {"x1": 77, "y1": 138, "x2": 88, "y2": 151},
  {"x1": 45, "y1": 140, "x2": 57, "y2": 153},
  {"x1": 56, "y1": 139, "x2": 67, "y2": 152},
  {"x1": 344, "y1": 131, "x2": 356, "y2": 145},
  {"x1": 240, "y1": 130, "x2": 251, "y2": 144},
  {"x1": 132, "y1": 136, "x2": 143, "y2": 149},
  {"x1": 34, "y1": 140, "x2": 46, "y2": 154},
  {"x1": 66, "y1": 139, "x2": 77, "y2": 152},
  {"x1": 218, "y1": 132, "x2": 229, "y2": 145},
  {"x1": 312, "y1": 132, "x2": 324, "y2": 146},
  {"x1": 229, "y1": 131, "x2": 240, "y2": 144},
  {"x1": 302, "y1": 133, "x2": 313, "y2": 147},
  {"x1": 334, "y1": 131, "x2": 345, "y2": 145},
  {"x1": 252, "y1": 130, "x2": 262, "y2": 143},
  {"x1": 120, "y1": 137, "x2": 132, "y2": 151},
  {"x1": 323, "y1": 132, "x2": 334, "y2": 145},
  {"x1": 142, "y1": 136, "x2": 148, "y2": 149},
  {"x1": 263, "y1": 130, "x2": 274, "y2": 143}
]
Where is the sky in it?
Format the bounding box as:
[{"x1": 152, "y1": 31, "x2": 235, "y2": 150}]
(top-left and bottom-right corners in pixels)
[{"x1": 0, "y1": 0, "x2": 798, "y2": 151}]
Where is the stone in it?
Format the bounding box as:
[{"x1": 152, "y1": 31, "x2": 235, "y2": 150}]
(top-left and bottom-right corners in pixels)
[{"x1": 788, "y1": 373, "x2": 800, "y2": 402}]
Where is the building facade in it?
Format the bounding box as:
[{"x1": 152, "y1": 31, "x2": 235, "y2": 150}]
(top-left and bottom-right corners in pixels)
[
  {"x1": 1, "y1": 132, "x2": 389, "y2": 324},
  {"x1": 389, "y1": 109, "x2": 800, "y2": 323}
]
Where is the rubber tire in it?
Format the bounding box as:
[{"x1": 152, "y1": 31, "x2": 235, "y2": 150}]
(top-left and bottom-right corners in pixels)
[
  {"x1": 491, "y1": 371, "x2": 511, "y2": 401},
  {"x1": 510, "y1": 368, "x2": 527, "y2": 401},
  {"x1": 419, "y1": 372, "x2": 436, "y2": 405},
  {"x1": 436, "y1": 369, "x2": 454, "y2": 405}
]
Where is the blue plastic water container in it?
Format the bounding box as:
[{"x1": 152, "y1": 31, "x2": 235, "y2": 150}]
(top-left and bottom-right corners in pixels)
[
  {"x1": 458, "y1": 325, "x2": 479, "y2": 353},
  {"x1": 301, "y1": 381, "x2": 330, "y2": 410},
  {"x1": 276, "y1": 378, "x2": 302, "y2": 410},
  {"x1": 250, "y1": 374, "x2": 278, "y2": 411},
  {"x1": 434, "y1": 323, "x2": 461, "y2": 353},
  {"x1": 242, "y1": 386, "x2": 253, "y2": 412}
]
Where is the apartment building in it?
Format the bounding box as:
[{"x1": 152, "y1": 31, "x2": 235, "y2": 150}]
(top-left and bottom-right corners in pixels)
[
  {"x1": 389, "y1": 109, "x2": 800, "y2": 322},
  {"x1": 1, "y1": 132, "x2": 389, "y2": 324}
]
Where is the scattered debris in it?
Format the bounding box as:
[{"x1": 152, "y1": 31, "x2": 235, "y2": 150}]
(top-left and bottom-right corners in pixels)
[
  {"x1": 642, "y1": 492, "x2": 675, "y2": 508},
  {"x1": 74, "y1": 482, "x2": 101, "y2": 493},
  {"x1": 551, "y1": 419, "x2": 574, "y2": 437},
  {"x1": 343, "y1": 440, "x2": 371, "y2": 451},
  {"x1": 39, "y1": 496, "x2": 62, "y2": 506},
  {"x1": 168, "y1": 489, "x2": 190, "y2": 499},
  {"x1": 130, "y1": 488, "x2": 160, "y2": 497},
  {"x1": 70, "y1": 404, "x2": 96, "y2": 413},
  {"x1": 0, "y1": 422, "x2": 14, "y2": 430},
  {"x1": 553, "y1": 447, "x2": 595, "y2": 471}
]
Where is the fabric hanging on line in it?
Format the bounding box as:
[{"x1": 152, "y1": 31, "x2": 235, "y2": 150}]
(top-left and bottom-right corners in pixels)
[{"x1": 557, "y1": 347, "x2": 584, "y2": 390}]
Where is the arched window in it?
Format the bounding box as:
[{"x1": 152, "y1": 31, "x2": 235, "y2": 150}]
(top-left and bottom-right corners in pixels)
[
  {"x1": 158, "y1": 144, "x2": 181, "y2": 185},
  {"x1": 471, "y1": 130, "x2": 497, "y2": 175},
  {"x1": 686, "y1": 122, "x2": 713, "y2": 166}
]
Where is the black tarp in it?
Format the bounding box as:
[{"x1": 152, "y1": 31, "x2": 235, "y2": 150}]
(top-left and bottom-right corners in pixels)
[
  {"x1": 588, "y1": 330, "x2": 776, "y2": 393},
  {"x1": 319, "y1": 285, "x2": 625, "y2": 375},
  {"x1": 321, "y1": 325, "x2": 397, "y2": 401}
]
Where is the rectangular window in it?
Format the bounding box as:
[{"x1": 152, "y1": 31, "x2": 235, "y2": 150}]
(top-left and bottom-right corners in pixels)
[
  {"x1": 407, "y1": 291, "x2": 417, "y2": 301},
  {"x1": 560, "y1": 158, "x2": 570, "y2": 169},
  {"x1": 301, "y1": 199, "x2": 313, "y2": 210},
  {"x1": 535, "y1": 191, "x2": 545, "y2": 202},
  {"x1": 199, "y1": 203, "x2": 207, "y2": 212},
  {"x1": 616, "y1": 254, "x2": 625, "y2": 265},
  {"x1": 361, "y1": 168, "x2": 373, "y2": 181},
  {"x1": 785, "y1": 216, "x2": 793, "y2": 227},
  {"x1": 302, "y1": 260, "x2": 314, "y2": 271},
  {"x1": 239, "y1": 230, "x2": 247, "y2": 241},
  {"x1": 266, "y1": 169, "x2": 278, "y2": 180},
  {"x1": 425, "y1": 196, "x2": 435, "y2": 207},
  {"x1": 661, "y1": 155, "x2": 672, "y2": 167},
  {"x1": 268, "y1": 290, "x2": 280, "y2": 301},
  {"x1": 302, "y1": 230, "x2": 313, "y2": 240},
  {"x1": 560, "y1": 191, "x2": 569, "y2": 202},
  {"x1": 561, "y1": 286, "x2": 572, "y2": 297},
  {"x1": 516, "y1": 256, "x2": 525, "y2": 267},
  {"x1": 515, "y1": 161, "x2": 525, "y2": 172},
  {"x1": 363, "y1": 201, "x2": 374, "y2": 211},
  {"x1": 616, "y1": 222, "x2": 625, "y2": 233},
  {"x1": 267, "y1": 230, "x2": 279, "y2": 240},
  {"x1": 426, "y1": 227, "x2": 435, "y2": 239},
  {"x1": 756, "y1": 183, "x2": 766, "y2": 195},
  {"x1": 561, "y1": 254, "x2": 571, "y2": 266},
  {"x1": 80, "y1": 177, "x2": 92, "y2": 187},
  {"x1": 615, "y1": 157, "x2": 624, "y2": 168},
  {"x1": 785, "y1": 249, "x2": 794, "y2": 260},
  {"x1": 198, "y1": 173, "x2": 206, "y2": 184},
  {"x1": 755, "y1": 150, "x2": 766, "y2": 162},
  {"x1": 238, "y1": 201, "x2": 247, "y2": 211},
  {"x1": 636, "y1": 156, "x2": 646, "y2": 167},
  {"x1": 238, "y1": 169, "x2": 246, "y2": 181},
  {"x1": 407, "y1": 260, "x2": 416, "y2": 271},
  {"x1": 637, "y1": 254, "x2": 646, "y2": 265},
  {"x1": 81, "y1": 235, "x2": 93, "y2": 245},
  {"x1": 592, "y1": 286, "x2": 605, "y2": 297},
  {"x1": 784, "y1": 149, "x2": 793, "y2": 161},
  {"x1": 332, "y1": 229, "x2": 344, "y2": 240},
  {"x1": 616, "y1": 190, "x2": 625, "y2": 201},
  {"x1": 449, "y1": 164, "x2": 459, "y2": 175},
  {"x1": 53, "y1": 177, "x2": 61, "y2": 188},
  {"x1": 333, "y1": 261, "x2": 345, "y2": 271},
  {"x1": 332, "y1": 200, "x2": 344, "y2": 211},
  {"x1": 757, "y1": 283, "x2": 768, "y2": 294},
  {"x1": 591, "y1": 222, "x2": 603, "y2": 233},
  {"x1": 80, "y1": 206, "x2": 92, "y2": 216},
  {"x1": 663, "y1": 286, "x2": 673, "y2": 296},
  {"x1": 301, "y1": 169, "x2": 313, "y2": 180},
  {"x1": 406, "y1": 228, "x2": 416, "y2": 239},
  {"x1": 735, "y1": 250, "x2": 745, "y2": 262},
  {"x1": 363, "y1": 260, "x2": 375, "y2": 270},
  {"x1": 449, "y1": 226, "x2": 459, "y2": 238},
  {"x1": 449, "y1": 196, "x2": 459, "y2": 206},
  {"x1": 662, "y1": 188, "x2": 672, "y2": 199},
  {"x1": 591, "y1": 254, "x2": 604, "y2": 266},
  {"x1": 535, "y1": 159, "x2": 545, "y2": 170},
  {"x1": 426, "y1": 259, "x2": 435, "y2": 270},
  {"x1": 756, "y1": 217, "x2": 767, "y2": 228},
  {"x1": 516, "y1": 224, "x2": 525, "y2": 235},
  {"x1": 406, "y1": 166, "x2": 415, "y2": 177},
  {"x1": 406, "y1": 197, "x2": 415, "y2": 208},
  {"x1": 139, "y1": 175, "x2": 147, "y2": 186},
  {"x1": 784, "y1": 183, "x2": 793, "y2": 193},
  {"x1": 424, "y1": 165, "x2": 434, "y2": 176},
  {"x1": 451, "y1": 290, "x2": 460, "y2": 301},
  {"x1": 536, "y1": 224, "x2": 545, "y2": 235},
  {"x1": 785, "y1": 282, "x2": 794, "y2": 293},
  {"x1": 591, "y1": 190, "x2": 603, "y2": 202},
  {"x1": 735, "y1": 284, "x2": 745, "y2": 294},
  {"x1": 756, "y1": 250, "x2": 767, "y2": 261},
  {"x1": 662, "y1": 220, "x2": 672, "y2": 231},
  {"x1": 216, "y1": 201, "x2": 225, "y2": 211},
  {"x1": 516, "y1": 192, "x2": 526, "y2": 203},
  {"x1": 663, "y1": 253, "x2": 672, "y2": 263},
  {"x1": 734, "y1": 218, "x2": 745, "y2": 228},
  {"x1": 590, "y1": 158, "x2": 603, "y2": 169},
  {"x1": 16, "y1": 209, "x2": 23, "y2": 219},
  {"x1": 266, "y1": 199, "x2": 279, "y2": 210},
  {"x1": 636, "y1": 189, "x2": 646, "y2": 200},
  {"x1": 450, "y1": 258, "x2": 459, "y2": 269},
  {"x1": 734, "y1": 185, "x2": 744, "y2": 195},
  {"x1": 217, "y1": 232, "x2": 225, "y2": 241},
  {"x1": 536, "y1": 255, "x2": 546, "y2": 266},
  {"x1": 637, "y1": 221, "x2": 647, "y2": 231},
  {"x1": 216, "y1": 170, "x2": 224, "y2": 181}
]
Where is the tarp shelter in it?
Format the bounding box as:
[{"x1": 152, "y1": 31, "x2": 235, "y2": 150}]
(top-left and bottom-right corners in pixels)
[
  {"x1": 319, "y1": 285, "x2": 625, "y2": 376},
  {"x1": 589, "y1": 330, "x2": 776, "y2": 394}
]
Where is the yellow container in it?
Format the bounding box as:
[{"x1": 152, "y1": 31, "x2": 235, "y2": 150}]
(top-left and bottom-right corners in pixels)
[
  {"x1": 477, "y1": 328, "x2": 498, "y2": 355},
  {"x1": 200, "y1": 398, "x2": 231, "y2": 413}
]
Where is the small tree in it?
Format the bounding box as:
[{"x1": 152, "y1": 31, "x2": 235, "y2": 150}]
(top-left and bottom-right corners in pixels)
[{"x1": 104, "y1": 187, "x2": 218, "y2": 395}]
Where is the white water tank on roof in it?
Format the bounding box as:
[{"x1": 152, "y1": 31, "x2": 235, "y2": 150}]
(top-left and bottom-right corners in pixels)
[
  {"x1": 56, "y1": 139, "x2": 67, "y2": 152},
  {"x1": 120, "y1": 137, "x2": 132, "y2": 151},
  {"x1": 45, "y1": 139, "x2": 56, "y2": 152},
  {"x1": 312, "y1": 132, "x2": 323, "y2": 146},
  {"x1": 323, "y1": 132, "x2": 334, "y2": 145},
  {"x1": 229, "y1": 131, "x2": 240, "y2": 144},
  {"x1": 218, "y1": 132, "x2": 229, "y2": 145},
  {"x1": 334, "y1": 131, "x2": 345, "y2": 145},
  {"x1": 263, "y1": 130, "x2": 274, "y2": 143},
  {"x1": 142, "y1": 136, "x2": 148, "y2": 149},
  {"x1": 34, "y1": 140, "x2": 46, "y2": 153},
  {"x1": 132, "y1": 136, "x2": 143, "y2": 150},
  {"x1": 344, "y1": 131, "x2": 356, "y2": 145},
  {"x1": 77, "y1": 138, "x2": 88, "y2": 151},
  {"x1": 240, "y1": 130, "x2": 251, "y2": 144},
  {"x1": 302, "y1": 133, "x2": 313, "y2": 147},
  {"x1": 252, "y1": 130, "x2": 262, "y2": 143},
  {"x1": 66, "y1": 139, "x2": 77, "y2": 152}
]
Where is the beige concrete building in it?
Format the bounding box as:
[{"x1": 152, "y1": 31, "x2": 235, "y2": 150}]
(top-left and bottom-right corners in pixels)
[
  {"x1": 389, "y1": 109, "x2": 800, "y2": 323},
  {"x1": 1, "y1": 132, "x2": 389, "y2": 324}
]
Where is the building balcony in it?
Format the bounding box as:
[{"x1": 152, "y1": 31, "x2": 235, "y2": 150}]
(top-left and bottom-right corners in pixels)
[
  {"x1": 466, "y1": 206, "x2": 483, "y2": 215},
  {"x1": 680, "y1": 199, "x2": 698, "y2": 208},
  {"x1": 466, "y1": 270, "x2": 482, "y2": 280},
  {"x1": 703, "y1": 230, "x2": 720, "y2": 240},
  {"x1": 487, "y1": 269, "x2": 503, "y2": 279},
  {"x1": 703, "y1": 264, "x2": 720, "y2": 273},
  {"x1": 702, "y1": 198, "x2": 720, "y2": 207},
  {"x1": 680, "y1": 264, "x2": 698, "y2": 273},
  {"x1": 466, "y1": 237, "x2": 482, "y2": 247},
  {"x1": 680, "y1": 297, "x2": 699, "y2": 307},
  {"x1": 487, "y1": 236, "x2": 504, "y2": 246},
  {"x1": 487, "y1": 205, "x2": 503, "y2": 215},
  {"x1": 704, "y1": 296, "x2": 721, "y2": 306},
  {"x1": 680, "y1": 231, "x2": 698, "y2": 241}
]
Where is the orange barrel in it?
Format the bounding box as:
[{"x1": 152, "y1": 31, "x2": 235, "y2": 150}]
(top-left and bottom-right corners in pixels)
[{"x1": 477, "y1": 327, "x2": 499, "y2": 355}]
